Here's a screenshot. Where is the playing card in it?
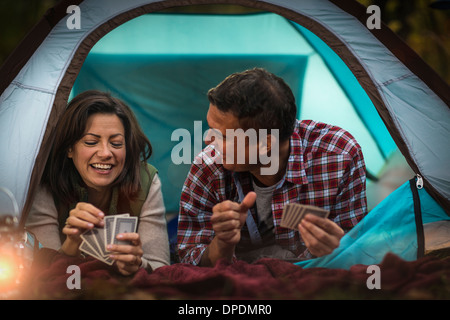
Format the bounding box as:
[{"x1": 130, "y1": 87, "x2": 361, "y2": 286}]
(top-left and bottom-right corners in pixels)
[
  {"x1": 92, "y1": 226, "x2": 108, "y2": 258},
  {"x1": 104, "y1": 216, "x2": 115, "y2": 250},
  {"x1": 113, "y1": 216, "x2": 138, "y2": 245},
  {"x1": 79, "y1": 213, "x2": 136, "y2": 265},
  {"x1": 80, "y1": 239, "x2": 102, "y2": 260},
  {"x1": 281, "y1": 203, "x2": 330, "y2": 230},
  {"x1": 302, "y1": 205, "x2": 330, "y2": 219},
  {"x1": 280, "y1": 204, "x2": 290, "y2": 227},
  {"x1": 287, "y1": 204, "x2": 303, "y2": 229},
  {"x1": 104, "y1": 213, "x2": 129, "y2": 251},
  {"x1": 80, "y1": 229, "x2": 103, "y2": 257},
  {"x1": 281, "y1": 203, "x2": 295, "y2": 228},
  {"x1": 281, "y1": 205, "x2": 296, "y2": 229},
  {"x1": 80, "y1": 238, "x2": 114, "y2": 265},
  {"x1": 285, "y1": 203, "x2": 302, "y2": 228},
  {"x1": 290, "y1": 203, "x2": 305, "y2": 229},
  {"x1": 291, "y1": 204, "x2": 305, "y2": 226}
]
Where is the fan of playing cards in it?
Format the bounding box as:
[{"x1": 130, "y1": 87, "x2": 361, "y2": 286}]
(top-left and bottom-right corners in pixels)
[
  {"x1": 80, "y1": 214, "x2": 138, "y2": 265},
  {"x1": 280, "y1": 203, "x2": 330, "y2": 230}
]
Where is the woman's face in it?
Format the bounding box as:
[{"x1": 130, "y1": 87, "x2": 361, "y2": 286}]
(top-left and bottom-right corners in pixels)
[{"x1": 68, "y1": 113, "x2": 126, "y2": 192}]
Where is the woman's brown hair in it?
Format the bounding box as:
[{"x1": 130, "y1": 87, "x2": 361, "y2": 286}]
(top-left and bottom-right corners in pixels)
[{"x1": 42, "y1": 90, "x2": 152, "y2": 205}]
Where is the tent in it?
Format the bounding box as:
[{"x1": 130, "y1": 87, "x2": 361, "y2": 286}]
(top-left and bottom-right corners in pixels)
[
  {"x1": 71, "y1": 10, "x2": 398, "y2": 213},
  {"x1": 0, "y1": 0, "x2": 449, "y2": 266}
]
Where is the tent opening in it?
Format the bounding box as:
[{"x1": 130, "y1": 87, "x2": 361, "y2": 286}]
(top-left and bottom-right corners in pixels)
[
  {"x1": 0, "y1": 0, "x2": 448, "y2": 270},
  {"x1": 70, "y1": 8, "x2": 413, "y2": 214}
]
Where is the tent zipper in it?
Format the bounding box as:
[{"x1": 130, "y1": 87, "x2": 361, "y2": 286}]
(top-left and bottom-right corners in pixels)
[
  {"x1": 410, "y1": 176, "x2": 425, "y2": 258},
  {"x1": 416, "y1": 174, "x2": 423, "y2": 189}
]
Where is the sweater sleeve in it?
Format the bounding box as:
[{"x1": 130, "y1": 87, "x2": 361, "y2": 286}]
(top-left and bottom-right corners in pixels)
[
  {"x1": 25, "y1": 185, "x2": 62, "y2": 250},
  {"x1": 138, "y1": 174, "x2": 171, "y2": 271}
]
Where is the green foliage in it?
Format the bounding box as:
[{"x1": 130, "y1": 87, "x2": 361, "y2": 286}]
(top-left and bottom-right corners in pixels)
[
  {"x1": 359, "y1": 0, "x2": 450, "y2": 83},
  {"x1": 0, "y1": 0, "x2": 59, "y2": 65}
]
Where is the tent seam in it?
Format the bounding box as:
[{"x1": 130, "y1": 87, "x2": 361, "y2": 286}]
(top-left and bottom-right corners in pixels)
[
  {"x1": 10, "y1": 80, "x2": 56, "y2": 95},
  {"x1": 376, "y1": 73, "x2": 415, "y2": 88}
]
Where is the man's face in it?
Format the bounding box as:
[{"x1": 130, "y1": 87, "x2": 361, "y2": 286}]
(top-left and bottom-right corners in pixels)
[{"x1": 205, "y1": 103, "x2": 261, "y2": 173}]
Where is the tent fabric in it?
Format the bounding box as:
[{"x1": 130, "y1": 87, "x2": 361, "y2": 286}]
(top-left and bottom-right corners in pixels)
[
  {"x1": 71, "y1": 12, "x2": 393, "y2": 213},
  {"x1": 293, "y1": 23, "x2": 396, "y2": 160},
  {"x1": 295, "y1": 179, "x2": 450, "y2": 270},
  {"x1": 0, "y1": 0, "x2": 449, "y2": 226}
]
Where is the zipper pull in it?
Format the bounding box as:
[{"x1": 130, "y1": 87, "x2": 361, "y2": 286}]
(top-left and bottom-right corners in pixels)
[{"x1": 416, "y1": 174, "x2": 423, "y2": 189}]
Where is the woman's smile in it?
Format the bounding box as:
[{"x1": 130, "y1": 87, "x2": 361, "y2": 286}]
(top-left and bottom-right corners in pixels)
[{"x1": 90, "y1": 163, "x2": 114, "y2": 174}]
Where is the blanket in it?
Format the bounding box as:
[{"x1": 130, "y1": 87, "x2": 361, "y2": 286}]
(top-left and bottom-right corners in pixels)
[{"x1": 17, "y1": 248, "x2": 450, "y2": 300}]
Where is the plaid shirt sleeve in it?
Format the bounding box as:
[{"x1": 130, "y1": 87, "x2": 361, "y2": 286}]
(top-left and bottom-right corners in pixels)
[
  {"x1": 177, "y1": 148, "x2": 225, "y2": 265},
  {"x1": 283, "y1": 120, "x2": 368, "y2": 257},
  {"x1": 331, "y1": 140, "x2": 367, "y2": 232},
  {"x1": 298, "y1": 121, "x2": 367, "y2": 232}
]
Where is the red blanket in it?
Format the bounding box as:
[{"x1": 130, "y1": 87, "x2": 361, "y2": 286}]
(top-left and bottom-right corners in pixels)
[{"x1": 20, "y1": 248, "x2": 450, "y2": 299}]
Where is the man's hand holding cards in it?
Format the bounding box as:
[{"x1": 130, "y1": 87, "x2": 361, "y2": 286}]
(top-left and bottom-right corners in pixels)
[
  {"x1": 281, "y1": 203, "x2": 344, "y2": 257},
  {"x1": 80, "y1": 214, "x2": 138, "y2": 265}
]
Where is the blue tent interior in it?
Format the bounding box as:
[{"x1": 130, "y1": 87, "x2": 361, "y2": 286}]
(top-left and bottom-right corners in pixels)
[{"x1": 71, "y1": 12, "x2": 401, "y2": 215}]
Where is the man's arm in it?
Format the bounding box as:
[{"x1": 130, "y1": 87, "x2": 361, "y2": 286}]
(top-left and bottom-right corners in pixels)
[
  {"x1": 331, "y1": 145, "x2": 368, "y2": 231},
  {"x1": 200, "y1": 193, "x2": 256, "y2": 266},
  {"x1": 176, "y1": 158, "x2": 230, "y2": 265},
  {"x1": 297, "y1": 136, "x2": 367, "y2": 257},
  {"x1": 199, "y1": 237, "x2": 235, "y2": 267}
]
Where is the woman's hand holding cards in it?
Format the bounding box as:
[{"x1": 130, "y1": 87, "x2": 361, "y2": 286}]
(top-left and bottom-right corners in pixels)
[
  {"x1": 61, "y1": 202, "x2": 105, "y2": 256},
  {"x1": 75, "y1": 213, "x2": 142, "y2": 276},
  {"x1": 108, "y1": 232, "x2": 144, "y2": 276}
]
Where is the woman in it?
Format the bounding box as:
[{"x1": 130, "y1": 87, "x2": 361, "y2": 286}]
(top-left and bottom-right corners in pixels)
[{"x1": 26, "y1": 90, "x2": 170, "y2": 276}]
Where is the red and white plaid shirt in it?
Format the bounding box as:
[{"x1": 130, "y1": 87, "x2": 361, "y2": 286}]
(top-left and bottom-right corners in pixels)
[{"x1": 177, "y1": 120, "x2": 367, "y2": 265}]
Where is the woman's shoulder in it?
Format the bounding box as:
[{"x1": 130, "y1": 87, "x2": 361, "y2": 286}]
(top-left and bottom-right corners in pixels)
[
  {"x1": 33, "y1": 183, "x2": 55, "y2": 203},
  {"x1": 26, "y1": 183, "x2": 58, "y2": 224}
]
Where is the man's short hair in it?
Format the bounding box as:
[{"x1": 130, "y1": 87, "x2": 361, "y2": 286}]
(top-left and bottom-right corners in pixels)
[{"x1": 207, "y1": 68, "x2": 297, "y2": 142}]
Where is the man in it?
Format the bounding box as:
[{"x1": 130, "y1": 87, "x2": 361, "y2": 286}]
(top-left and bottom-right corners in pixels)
[{"x1": 177, "y1": 68, "x2": 367, "y2": 266}]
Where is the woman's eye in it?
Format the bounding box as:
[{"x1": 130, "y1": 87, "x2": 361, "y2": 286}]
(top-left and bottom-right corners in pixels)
[
  {"x1": 111, "y1": 142, "x2": 124, "y2": 148},
  {"x1": 84, "y1": 141, "x2": 97, "y2": 146}
]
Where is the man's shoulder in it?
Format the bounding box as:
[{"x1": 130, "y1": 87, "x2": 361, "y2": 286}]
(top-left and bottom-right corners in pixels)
[
  {"x1": 296, "y1": 120, "x2": 362, "y2": 157},
  {"x1": 188, "y1": 145, "x2": 230, "y2": 184}
]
